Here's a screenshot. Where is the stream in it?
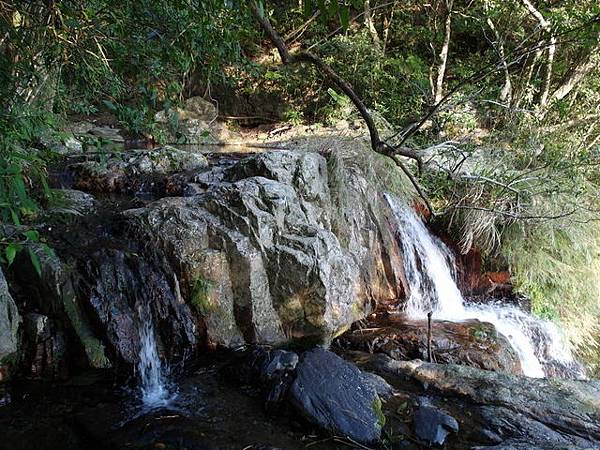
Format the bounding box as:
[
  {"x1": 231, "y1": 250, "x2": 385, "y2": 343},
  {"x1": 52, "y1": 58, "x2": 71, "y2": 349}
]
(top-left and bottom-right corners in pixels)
[{"x1": 386, "y1": 194, "x2": 585, "y2": 379}]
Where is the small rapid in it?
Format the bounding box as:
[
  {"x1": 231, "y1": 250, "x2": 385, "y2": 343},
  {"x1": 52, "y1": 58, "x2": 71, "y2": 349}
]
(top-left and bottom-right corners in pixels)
[
  {"x1": 385, "y1": 194, "x2": 584, "y2": 378},
  {"x1": 136, "y1": 303, "x2": 176, "y2": 409}
]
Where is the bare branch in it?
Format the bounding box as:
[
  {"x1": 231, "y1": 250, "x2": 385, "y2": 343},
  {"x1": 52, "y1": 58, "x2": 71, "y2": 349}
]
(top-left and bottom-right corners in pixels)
[{"x1": 247, "y1": 0, "x2": 430, "y2": 210}]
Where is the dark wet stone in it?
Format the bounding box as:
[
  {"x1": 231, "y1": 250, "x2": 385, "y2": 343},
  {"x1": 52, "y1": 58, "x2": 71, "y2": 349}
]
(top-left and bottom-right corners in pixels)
[
  {"x1": 21, "y1": 313, "x2": 69, "y2": 379},
  {"x1": 84, "y1": 249, "x2": 197, "y2": 365},
  {"x1": 289, "y1": 348, "x2": 389, "y2": 444},
  {"x1": 224, "y1": 347, "x2": 299, "y2": 407},
  {"x1": 0, "y1": 385, "x2": 10, "y2": 406},
  {"x1": 413, "y1": 398, "x2": 459, "y2": 446},
  {"x1": 263, "y1": 349, "x2": 299, "y2": 379},
  {"x1": 10, "y1": 243, "x2": 111, "y2": 371}
]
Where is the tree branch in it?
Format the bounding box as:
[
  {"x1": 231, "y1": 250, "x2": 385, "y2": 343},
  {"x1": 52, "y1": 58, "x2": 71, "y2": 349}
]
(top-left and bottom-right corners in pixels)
[{"x1": 248, "y1": 0, "x2": 429, "y2": 208}]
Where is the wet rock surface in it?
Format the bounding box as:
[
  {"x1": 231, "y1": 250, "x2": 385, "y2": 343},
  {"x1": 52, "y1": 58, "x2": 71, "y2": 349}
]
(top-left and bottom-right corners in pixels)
[
  {"x1": 336, "y1": 312, "x2": 523, "y2": 374},
  {"x1": 289, "y1": 348, "x2": 390, "y2": 444},
  {"x1": 21, "y1": 313, "x2": 68, "y2": 379},
  {"x1": 357, "y1": 354, "x2": 600, "y2": 449},
  {"x1": 83, "y1": 249, "x2": 198, "y2": 365},
  {"x1": 11, "y1": 243, "x2": 112, "y2": 373},
  {"x1": 0, "y1": 356, "x2": 351, "y2": 450},
  {"x1": 1, "y1": 344, "x2": 599, "y2": 450},
  {"x1": 413, "y1": 397, "x2": 459, "y2": 446},
  {"x1": 222, "y1": 347, "x2": 299, "y2": 406}
]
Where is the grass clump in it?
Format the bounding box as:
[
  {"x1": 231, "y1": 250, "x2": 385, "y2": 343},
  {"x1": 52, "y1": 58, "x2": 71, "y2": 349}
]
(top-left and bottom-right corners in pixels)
[{"x1": 502, "y1": 222, "x2": 600, "y2": 376}]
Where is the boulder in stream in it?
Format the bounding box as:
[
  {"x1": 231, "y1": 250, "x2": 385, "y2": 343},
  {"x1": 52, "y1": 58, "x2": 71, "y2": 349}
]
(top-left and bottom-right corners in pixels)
[
  {"x1": 288, "y1": 348, "x2": 391, "y2": 445},
  {"x1": 413, "y1": 397, "x2": 459, "y2": 446},
  {"x1": 154, "y1": 96, "x2": 238, "y2": 143}
]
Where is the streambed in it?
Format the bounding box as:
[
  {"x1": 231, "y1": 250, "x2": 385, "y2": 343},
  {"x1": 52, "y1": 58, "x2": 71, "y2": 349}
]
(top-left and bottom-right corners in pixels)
[{"x1": 0, "y1": 354, "x2": 343, "y2": 450}]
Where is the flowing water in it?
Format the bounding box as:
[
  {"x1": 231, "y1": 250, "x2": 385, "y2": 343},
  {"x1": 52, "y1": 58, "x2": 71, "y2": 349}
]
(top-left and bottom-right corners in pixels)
[
  {"x1": 136, "y1": 303, "x2": 176, "y2": 409},
  {"x1": 385, "y1": 194, "x2": 585, "y2": 379}
]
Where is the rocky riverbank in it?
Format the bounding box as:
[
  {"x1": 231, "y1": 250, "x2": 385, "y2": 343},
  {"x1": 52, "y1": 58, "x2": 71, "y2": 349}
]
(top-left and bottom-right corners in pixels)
[{"x1": 0, "y1": 124, "x2": 598, "y2": 449}]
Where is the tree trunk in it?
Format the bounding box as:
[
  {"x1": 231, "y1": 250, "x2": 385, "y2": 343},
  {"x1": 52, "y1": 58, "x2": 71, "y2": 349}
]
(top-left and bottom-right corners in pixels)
[
  {"x1": 486, "y1": 16, "x2": 512, "y2": 104},
  {"x1": 382, "y1": 1, "x2": 398, "y2": 55},
  {"x1": 432, "y1": 0, "x2": 453, "y2": 105},
  {"x1": 519, "y1": 0, "x2": 555, "y2": 108},
  {"x1": 247, "y1": 0, "x2": 433, "y2": 215},
  {"x1": 364, "y1": 0, "x2": 382, "y2": 52},
  {"x1": 550, "y1": 41, "x2": 600, "y2": 103}
]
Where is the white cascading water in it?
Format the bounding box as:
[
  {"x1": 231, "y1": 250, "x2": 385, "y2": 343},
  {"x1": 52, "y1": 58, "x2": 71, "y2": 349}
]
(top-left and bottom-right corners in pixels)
[
  {"x1": 137, "y1": 303, "x2": 175, "y2": 408},
  {"x1": 385, "y1": 194, "x2": 584, "y2": 378}
]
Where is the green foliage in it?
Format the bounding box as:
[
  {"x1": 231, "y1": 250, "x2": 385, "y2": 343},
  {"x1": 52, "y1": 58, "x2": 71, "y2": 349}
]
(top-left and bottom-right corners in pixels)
[
  {"x1": 503, "y1": 222, "x2": 600, "y2": 376},
  {"x1": 283, "y1": 107, "x2": 305, "y2": 125},
  {"x1": 2, "y1": 0, "x2": 244, "y2": 137},
  {"x1": 0, "y1": 228, "x2": 53, "y2": 277},
  {"x1": 319, "y1": 33, "x2": 429, "y2": 127},
  {"x1": 0, "y1": 106, "x2": 58, "y2": 226}
]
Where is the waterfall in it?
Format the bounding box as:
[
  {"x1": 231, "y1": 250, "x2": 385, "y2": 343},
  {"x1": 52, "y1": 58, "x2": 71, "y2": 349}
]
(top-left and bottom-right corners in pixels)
[
  {"x1": 385, "y1": 194, "x2": 585, "y2": 379},
  {"x1": 136, "y1": 303, "x2": 175, "y2": 408}
]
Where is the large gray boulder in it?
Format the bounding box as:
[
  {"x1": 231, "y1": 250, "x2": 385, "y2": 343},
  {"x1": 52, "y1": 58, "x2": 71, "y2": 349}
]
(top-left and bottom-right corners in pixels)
[
  {"x1": 0, "y1": 268, "x2": 20, "y2": 381},
  {"x1": 154, "y1": 96, "x2": 238, "y2": 143},
  {"x1": 125, "y1": 150, "x2": 407, "y2": 347}
]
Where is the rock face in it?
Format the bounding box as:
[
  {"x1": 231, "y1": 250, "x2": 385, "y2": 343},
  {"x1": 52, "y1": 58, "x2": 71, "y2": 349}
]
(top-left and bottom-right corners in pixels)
[
  {"x1": 11, "y1": 245, "x2": 111, "y2": 373},
  {"x1": 289, "y1": 348, "x2": 390, "y2": 444},
  {"x1": 337, "y1": 313, "x2": 523, "y2": 374},
  {"x1": 368, "y1": 356, "x2": 600, "y2": 449},
  {"x1": 5, "y1": 149, "x2": 408, "y2": 369},
  {"x1": 21, "y1": 313, "x2": 68, "y2": 379},
  {"x1": 125, "y1": 150, "x2": 407, "y2": 347},
  {"x1": 0, "y1": 269, "x2": 20, "y2": 381},
  {"x1": 83, "y1": 249, "x2": 197, "y2": 365}
]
